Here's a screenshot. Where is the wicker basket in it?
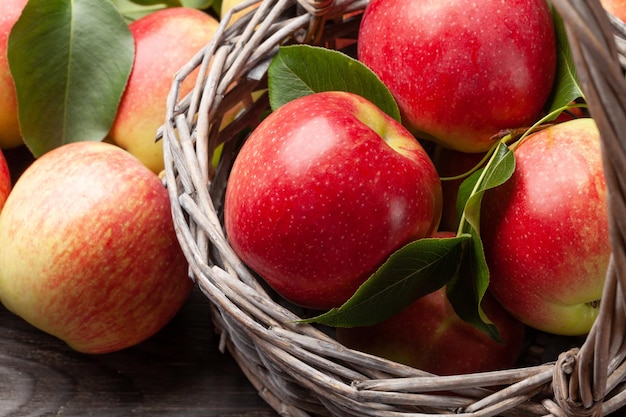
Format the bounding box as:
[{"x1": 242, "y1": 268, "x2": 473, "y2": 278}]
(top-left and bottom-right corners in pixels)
[{"x1": 161, "y1": 0, "x2": 626, "y2": 415}]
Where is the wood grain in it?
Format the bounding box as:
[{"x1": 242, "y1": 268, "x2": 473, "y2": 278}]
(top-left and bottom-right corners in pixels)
[{"x1": 0, "y1": 287, "x2": 278, "y2": 417}]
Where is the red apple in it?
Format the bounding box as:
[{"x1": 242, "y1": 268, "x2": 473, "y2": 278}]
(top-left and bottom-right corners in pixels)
[
  {"x1": 224, "y1": 91, "x2": 442, "y2": 310},
  {"x1": 336, "y1": 283, "x2": 526, "y2": 376},
  {"x1": 0, "y1": 141, "x2": 193, "y2": 354},
  {"x1": 481, "y1": 118, "x2": 609, "y2": 336},
  {"x1": 109, "y1": 7, "x2": 219, "y2": 174},
  {"x1": 0, "y1": 0, "x2": 28, "y2": 149},
  {"x1": 0, "y1": 148, "x2": 10, "y2": 211},
  {"x1": 600, "y1": 0, "x2": 626, "y2": 22},
  {"x1": 357, "y1": 0, "x2": 557, "y2": 153}
]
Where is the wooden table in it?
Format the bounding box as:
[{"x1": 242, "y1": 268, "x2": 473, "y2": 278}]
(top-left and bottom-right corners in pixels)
[
  {"x1": 1, "y1": 145, "x2": 278, "y2": 416},
  {"x1": 4, "y1": 146, "x2": 626, "y2": 417},
  {"x1": 0, "y1": 287, "x2": 279, "y2": 416}
]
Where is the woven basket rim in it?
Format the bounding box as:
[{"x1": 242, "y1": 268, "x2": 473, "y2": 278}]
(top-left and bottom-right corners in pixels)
[{"x1": 161, "y1": 0, "x2": 626, "y2": 416}]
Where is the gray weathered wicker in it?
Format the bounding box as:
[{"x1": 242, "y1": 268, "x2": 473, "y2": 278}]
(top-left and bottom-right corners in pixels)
[{"x1": 161, "y1": 0, "x2": 626, "y2": 415}]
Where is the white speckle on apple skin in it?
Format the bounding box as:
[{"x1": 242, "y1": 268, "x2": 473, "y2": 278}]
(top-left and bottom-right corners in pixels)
[{"x1": 357, "y1": 0, "x2": 556, "y2": 153}]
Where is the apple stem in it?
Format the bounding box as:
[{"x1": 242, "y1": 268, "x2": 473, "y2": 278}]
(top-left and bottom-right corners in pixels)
[
  {"x1": 440, "y1": 102, "x2": 587, "y2": 184},
  {"x1": 455, "y1": 141, "x2": 505, "y2": 237},
  {"x1": 453, "y1": 102, "x2": 589, "y2": 238},
  {"x1": 509, "y1": 102, "x2": 588, "y2": 151},
  {"x1": 439, "y1": 147, "x2": 498, "y2": 183}
]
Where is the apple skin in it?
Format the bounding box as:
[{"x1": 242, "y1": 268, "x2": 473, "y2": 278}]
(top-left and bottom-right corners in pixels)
[
  {"x1": 0, "y1": 0, "x2": 28, "y2": 149},
  {"x1": 480, "y1": 118, "x2": 609, "y2": 336},
  {"x1": 600, "y1": 0, "x2": 626, "y2": 22},
  {"x1": 357, "y1": 0, "x2": 557, "y2": 153},
  {"x1": 0, "y1": 148, "x2": 10, "y2": 211},
  {"x1": 224, "y1": 91, "x2": 442, "y2": 310},
  {"x1": 336, "y1": 282, "x2": 526, "y2": 376},
  {"x1": 0, "y1": 141, "x2": 193, "y2": 354},
  {"x1": 109, "y1": 7, "x2": 219, "y2": 175}
]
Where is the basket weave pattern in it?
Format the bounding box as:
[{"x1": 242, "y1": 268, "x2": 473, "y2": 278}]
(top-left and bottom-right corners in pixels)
[{"x1": 161, "y1": 0, "x2": 626, "y2": 415}]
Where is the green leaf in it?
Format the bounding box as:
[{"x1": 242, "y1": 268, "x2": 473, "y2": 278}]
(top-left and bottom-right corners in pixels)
[
  {"x1": 446, "y1": 228, "x2": 502, "y2": 342},
  {"x1": 456, "y1": 142, "x2": 515, "y2": 233},
  {"x1": 448, "y1": 142, "x2": 515, "y2": 342},
  {"x1": 544, "y1": 5, "x2": 584, "y2": 118},
  {"x1": 303, "y1": 235, "x2": 470, "y2": 328},
  {"x1": 268, "y1": 45, "x2": 401, "y2": 122},
  {"x1": 180, "y1": 0, "x2": 215, "y2": 9},
  {"x1": 111, "y1": 0, "x2": 168, "y2": 21},
  {"x1": 8, "y1": 0, "x2": 134, "y2": 157},
  {"x1": 211, "y1": 0, "x2": 222, "y2": 15}
]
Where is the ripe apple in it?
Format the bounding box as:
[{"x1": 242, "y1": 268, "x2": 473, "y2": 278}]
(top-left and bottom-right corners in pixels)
[
  {"x1": 357, "y1": 0, "x2": 557, "y2": 153},
  {"x1": 224, "y1": 91, "x2": 442, "y2": 310},
  {"x1": 0, "y1": 141, "x2": 193, "y2": 354},
  {"x1": 336, "y1": 283, "x2": 526, "y2": 376},
  {"x1": 600, "y1": 0, "x2": 626, "y2": 22},
  {"x1": 0, "y1": 0, "x2": 28, "y2": 149},
  {"x1": 480, "y1": 118, "x2": 609, "y2": 336},
  {"x1": 0, "y1": 148, "x2": 10, "y2": 211},
  {"x1": 109, "y1": 7, "x2": 219, "y2": 174}
]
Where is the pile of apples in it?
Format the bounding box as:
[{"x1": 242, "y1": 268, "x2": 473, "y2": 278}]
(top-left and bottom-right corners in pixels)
[
  {"x1": 224, "y1": 0, "x2": 615, "y2": 376},
  {"x1": 0, "y1": 0, "x2": 233, "y2": 353},
  {"x1": 0, "y1": 0, "x2": 619, "y2": 379}
]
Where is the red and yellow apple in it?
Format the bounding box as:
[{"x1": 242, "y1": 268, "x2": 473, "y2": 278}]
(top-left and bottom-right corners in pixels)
[
  {"x1": 224, "y1": 91, "x2": 442, "y2": 310},
  {"x1": 109, "y1": 7, "x2": 219, "y2": 174},
  {"x1": 600, "y1": 0, "x2": 626, "y2": 22},
  {"x1": 357, "y1": 0, "x2": 557, "y2": 153},
  {"x1": 336, "y1": 285, "x2": 526, "y2": 376},
  {"x1": 0, "y1": 0, "x2": 28, "y2": 149},
  {"x1": 0, "y1": 149, "x2": 10, "y2": 211},
  {"x1": 0, "y1": 141, "x2": 193, "y2": 354},
  {"x1": 481, "y1": 118, "x2": 609, "y2": 336}
]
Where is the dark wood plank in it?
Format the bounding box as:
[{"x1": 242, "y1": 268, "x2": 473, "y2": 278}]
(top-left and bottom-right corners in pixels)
[
  {"x1": 5, "y1": 145, "x2": 624, "y2": 416},
  {"x1": 1, "y1": 145, "x2": 277, "y2": 416},
  {"x1": 0, "y1": 287, "x2": 278, "y2": 416}
]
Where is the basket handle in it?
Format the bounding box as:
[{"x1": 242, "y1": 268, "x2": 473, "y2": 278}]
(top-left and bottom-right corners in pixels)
[{"x1": 549, "y1": 0, "x2": 626, "y2": 416}]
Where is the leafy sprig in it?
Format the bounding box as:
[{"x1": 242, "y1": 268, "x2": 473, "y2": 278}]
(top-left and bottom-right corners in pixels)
[
  {"x1": 7, "y1": 0, "x2": 216, "y2": 157},
  {"x1": 267, "y1": 7, "x2": 585, "y2": 339}
]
